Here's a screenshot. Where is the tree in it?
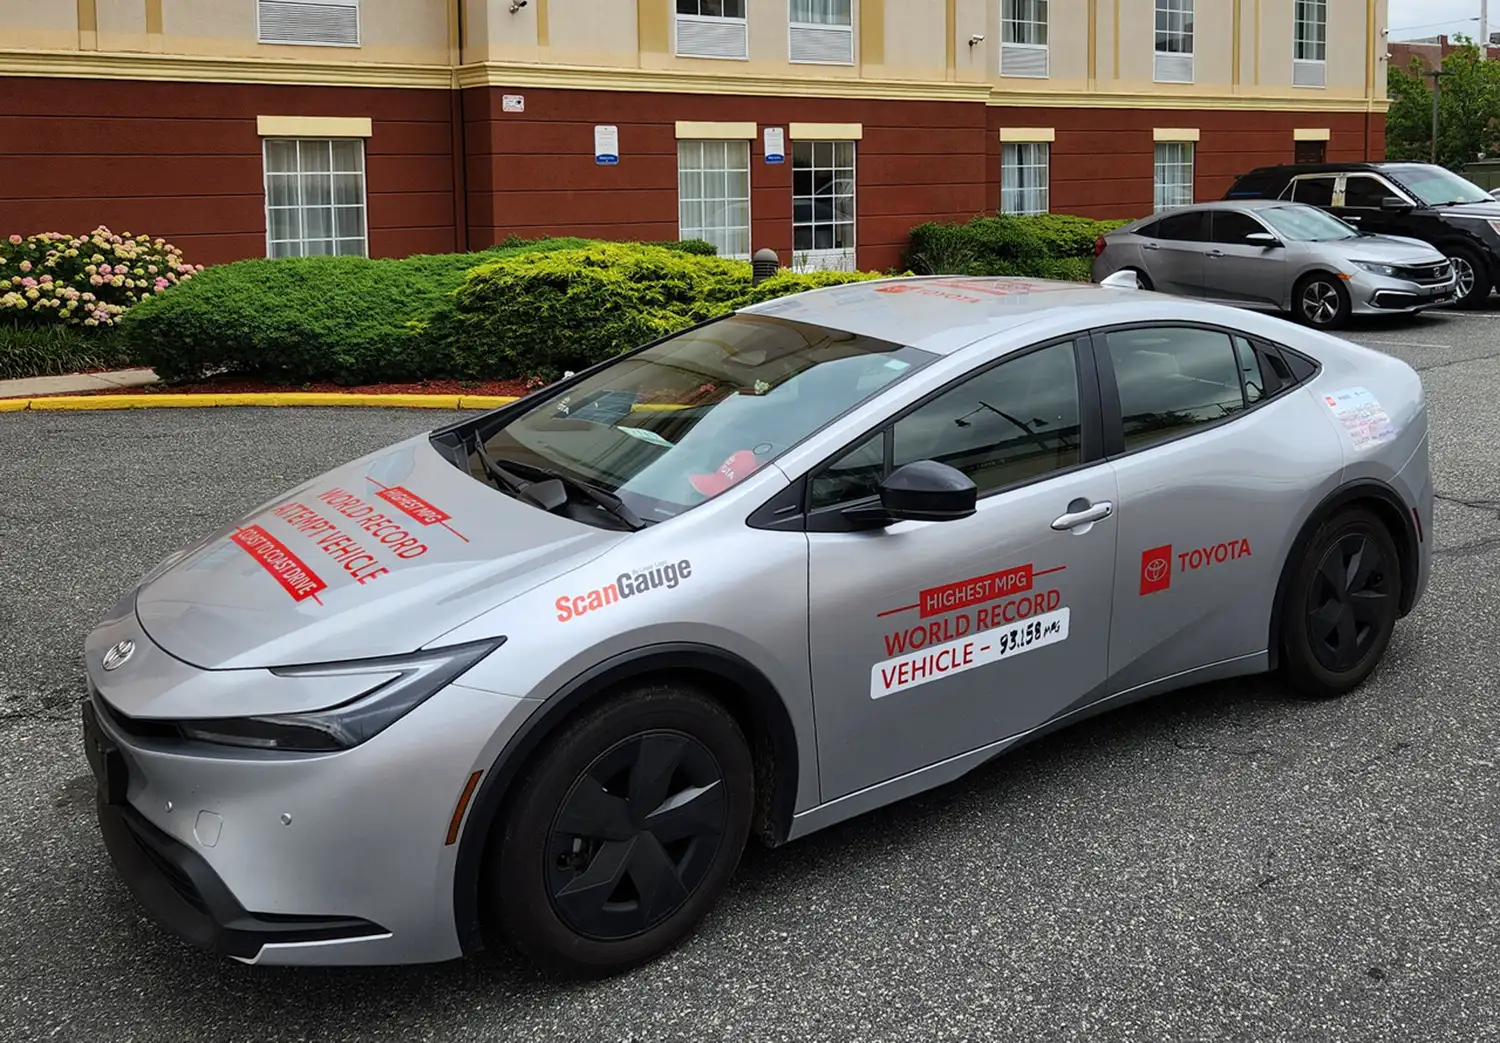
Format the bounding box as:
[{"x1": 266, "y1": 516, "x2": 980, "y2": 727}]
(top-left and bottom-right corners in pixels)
[{"x1": 1386, "y1": 38, "x2": 1500, "y2": 170}]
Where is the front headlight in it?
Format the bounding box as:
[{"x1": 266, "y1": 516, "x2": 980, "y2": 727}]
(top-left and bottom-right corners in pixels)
[
  {"x1": 1352, "y1": 260, "x2": 1399, "y2": 276},
  {"x1": 177, "y1": 638, "x2": 504, "y2": 752},
  {"x1": 1486, "y1": 219, "x2": 1500, "y2": 236}
]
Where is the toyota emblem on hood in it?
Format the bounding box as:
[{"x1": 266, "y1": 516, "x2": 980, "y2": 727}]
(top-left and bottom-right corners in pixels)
[{"x1": 101, "y1": 640, "x2": 135, "y2": 672}]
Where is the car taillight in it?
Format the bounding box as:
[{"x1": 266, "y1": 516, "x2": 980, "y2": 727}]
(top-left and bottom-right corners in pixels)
[{"x1": 1094, "y1": 235, "x2": 1106, "y2": 257}]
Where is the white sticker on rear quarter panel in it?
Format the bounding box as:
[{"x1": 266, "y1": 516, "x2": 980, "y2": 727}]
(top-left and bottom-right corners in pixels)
[
  {"x1": 1322, "y1": 386, "x2": 1396, "y2": 450},
  {"x1": 869, "y1": 607, "x2": 1070, "y2": 699}
]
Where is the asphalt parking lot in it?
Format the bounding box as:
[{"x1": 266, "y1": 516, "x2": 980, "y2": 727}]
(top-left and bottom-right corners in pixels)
[{"x1": 4, "y1": 307, "x2": 1500, "y2": 1043}]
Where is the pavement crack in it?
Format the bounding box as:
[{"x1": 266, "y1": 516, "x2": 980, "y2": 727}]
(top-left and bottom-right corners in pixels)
[
  {"x1": 1434, "y1": 535, "x2": 1500, "y2": 559},
  {"x1": 1434, "y1": 491, "x2": 1500, "y2": 513},
  {"x1": 1412, "y1": 352, "x2": 1500, "y2": 373}
]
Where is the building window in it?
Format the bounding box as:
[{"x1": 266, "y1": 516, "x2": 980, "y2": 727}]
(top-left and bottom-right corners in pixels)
[
  {"x1": 792, "y1": 140, "x2": 856, "y2": 272},
  {"x1": 1293, "y1": 0, "x2": 1327, "y2": 87},
  {"x1": 257, "y1": 0, "x2": 360, "y2": 47},
  {"x1": 263, "y1": 139, "x2": 367, "y2": 259},
  {"x1": 679, "y1": 140, "x2": 752, "y2": 260},
  {"x1": 676, "y1": 0, "x2": 749, "y2": 60},
  {"x1": 1000, "y1": 0, "x2": 1049, "y2": 78},
  {"x1": 789, "y1": 0, "x2": 854, "y2": 64},
  {"x1": 1001, "y1": 143, "x2": 1050, "y2": 216},
  {"x1": 1153, "y1": 142, "x2": 1194, "y2": 212},
  {"x1": 1153, "y1": 0, "x2": 1194, "y2": 82}
]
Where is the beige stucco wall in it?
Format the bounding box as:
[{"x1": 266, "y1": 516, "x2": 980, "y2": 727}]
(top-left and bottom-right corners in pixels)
[
  {"x1": 155, "y1": 0, "x2": 451, "y2": 64},
  {"x1": 2, "y1": 0, "x2": 79, "y2": 50}
]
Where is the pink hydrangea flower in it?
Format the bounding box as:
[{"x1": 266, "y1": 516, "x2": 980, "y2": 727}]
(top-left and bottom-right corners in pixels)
[
  {"x1": 154, "y1": 277, "x2": 169, "y2": 291},
  {"x1": 18, "y1": 260, "x2": 31, "y2": 272},
  {"x1": 7, "y1": 234, "x2": 20, "y2": 245}
]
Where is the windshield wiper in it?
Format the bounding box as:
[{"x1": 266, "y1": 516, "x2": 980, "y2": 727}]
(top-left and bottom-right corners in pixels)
[
  {"x1": 489, "y1": 451, "x2": 646, "y2": 530},
  {"x1": 470, "y1": 437, "x2": 569, "y2": 512}
]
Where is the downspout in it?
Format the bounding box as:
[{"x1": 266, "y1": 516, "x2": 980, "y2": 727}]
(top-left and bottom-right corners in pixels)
[{"x1": 450, "y1": 0, "x2": 471, "y2": 252}]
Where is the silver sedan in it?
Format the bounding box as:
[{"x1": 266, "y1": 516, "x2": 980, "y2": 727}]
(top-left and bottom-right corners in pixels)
[{"x1": 1092, "y1": 200, "x2": 1457, "y2": 329}]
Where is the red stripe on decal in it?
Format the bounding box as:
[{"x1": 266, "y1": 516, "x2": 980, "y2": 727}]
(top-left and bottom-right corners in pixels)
[{"x1": 231, "y1": 525, "x2": 327, "y2": 603}]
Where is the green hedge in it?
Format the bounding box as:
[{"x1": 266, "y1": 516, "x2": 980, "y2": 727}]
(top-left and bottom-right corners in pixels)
[
  {"x1": 905, "y1": 214, "x2": 1130, "y2": 283},
  {"x1": 430, "y1": 244, "x2": 888, "y2": 381},
  {"x1": 0, "y1": 323, "x2": 135, "y2": 380},
  {"x1": 123, "y1": 238, "x2": 887, "y2": 384},
  {"x1": 121, "y1": 237, "x2": 595, "y2": 384}
]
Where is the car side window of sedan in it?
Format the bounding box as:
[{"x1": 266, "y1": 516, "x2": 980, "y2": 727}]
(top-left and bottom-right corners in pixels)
[
  {"x1": 1210, "y1": 211, "x2": 1272, "y2": 245},
  {"x1": 1103, "y1": 326, "x2": 1248, "y2": 452},
  {"x1": 808, "y1": 341, "x2": 1083, "y2": 510}
]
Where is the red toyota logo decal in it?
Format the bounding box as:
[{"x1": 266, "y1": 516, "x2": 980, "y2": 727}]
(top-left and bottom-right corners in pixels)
[{"x1": 1139, "y1": 544, "x2": 1173, "y2": 596}]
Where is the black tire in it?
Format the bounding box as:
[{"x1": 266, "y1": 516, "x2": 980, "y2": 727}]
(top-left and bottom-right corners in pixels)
[
  {"x1": 1442, "y1": 242, "x2": 1491, "y2": 310},
  {"x1": 484, "y1": 685, "x2": 754, "y2": 978},
  {"x1": 1279, "y1": 507, "x2": 1402, "y2": 698},
  {"x1": 1292, "y1": 272, "x2": 1352, "y2": 330}
]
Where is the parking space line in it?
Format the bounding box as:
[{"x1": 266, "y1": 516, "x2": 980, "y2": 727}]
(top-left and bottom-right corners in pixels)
[{"x1": 1354, "y1": 340, "x2": 1453, "y2": 349}]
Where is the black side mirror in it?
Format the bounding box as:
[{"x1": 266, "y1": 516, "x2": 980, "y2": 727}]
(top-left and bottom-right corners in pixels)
[
  {"x1": 880, "y1": 460, "x2": 979, "y2": 521},
  {"x1": 1380, "y1": 196, "x2": 1413, "y2": 212}
]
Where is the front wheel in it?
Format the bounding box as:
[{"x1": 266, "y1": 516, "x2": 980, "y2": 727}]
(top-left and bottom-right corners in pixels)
[
  {"x1": 1279, "y1": 507, "x2": 1402, "y2": 698},
  {"x1": 1292, "y1": 272, "x2": 1351, "y2": 330},
  {"x1": 1443, "y1": 242, "x2": 1491, "y2": 309},
  {"x1": 484, "y1": 685, "x2": 754, "y2": 978}
]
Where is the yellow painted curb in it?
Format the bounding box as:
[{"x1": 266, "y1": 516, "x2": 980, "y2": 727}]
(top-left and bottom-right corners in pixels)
[
  {"x1": 0, "y1": 392, "x2": 698, "y2": 413},
  {"x1": 3, "y1": 392, "x2": 524, "y2": 412}
]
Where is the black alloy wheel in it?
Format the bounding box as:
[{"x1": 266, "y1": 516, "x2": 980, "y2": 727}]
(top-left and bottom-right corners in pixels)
[
  {"x1": 485, "y1": 685, "x2": 753, "y2": 977},
  {"x1": 546, "y1": 730, "x2": 727, "y2": 940},
  {"x1": 1304, "y1": 531, "x2": 1396, "y2": 674},
  {"x1": 1280, "y1": 506, "x2": 1402, "y2": 698}
]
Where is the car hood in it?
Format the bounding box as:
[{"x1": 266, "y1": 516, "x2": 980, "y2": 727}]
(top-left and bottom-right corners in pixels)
[
  {"x1": 1437, "y1": 200, "x2": 1500, "y2": 220},
  {"x1": 1328, "y1": 235, "x2": 1446, "y2": 264},
  {"x1": 132, "y1": 434, "x2": 628, "y2": 670}
]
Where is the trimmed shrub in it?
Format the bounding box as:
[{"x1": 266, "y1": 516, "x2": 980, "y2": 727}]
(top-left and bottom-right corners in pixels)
[
  {"x1": 121, "y1": 237, "x2": 594, "y2": 384},
  {"x1": 905, "y1": 214, "x2": 1130, "y2": 281},
  {"x1": 0, "y1": 323, "x2": 135, "y2": 380},
  {"x1": 430, "y1": 245, "x2": 892, "y2": 381},
  {"x1": 1, "y1": 227, "x2": 202, "y2": 327}
]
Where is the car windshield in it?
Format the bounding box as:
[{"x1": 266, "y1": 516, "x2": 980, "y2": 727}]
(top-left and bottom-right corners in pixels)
[
  {"x1": 470, "y1": 314, "x2": 933, "y2": 525},
  {"x1": 1384, "y1": 164, "x2": 1492, "y2": 205},
  {"x1": 1258, "y1": 205, "x2": 1359, "y2": 242}
]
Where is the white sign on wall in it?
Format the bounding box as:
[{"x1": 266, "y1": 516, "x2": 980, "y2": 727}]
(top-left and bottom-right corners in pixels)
[
  {"x1": 594, "y1": 125, "x2": 620, "y2": 165},
  {"x1": 502, "y1": 94, "x2": 525, "y2": 112},
  {"x1": 764, "y1": 126, "x2": 785, "y2": 164}
]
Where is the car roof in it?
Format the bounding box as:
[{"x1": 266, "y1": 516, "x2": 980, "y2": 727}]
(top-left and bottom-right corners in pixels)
[
  {"x1": 1235, "y1": 161, "x2": 1436, "y2": 179},
  {"x1": 739, "y1": 275, "x2": 1204, "y2": 356}
]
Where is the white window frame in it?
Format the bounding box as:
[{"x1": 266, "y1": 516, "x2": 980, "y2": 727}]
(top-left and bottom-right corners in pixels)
[
  {"x1": 1153, "y1": 142, "x2": 1195, "y2": 212},
  {"x1": 256, "y1": 0, "x2": 362, "y2": 48},
  {"x1": 999, "y1": 0, "x2": 1049, "y2": 78},
  {"x1": 792, "y1": 139, "x2": 857, "y2": 272},
  {"x1": 788, "y1": 0, "x2": 855, "y2": 65},
  {"x1": 1153, "y1": 0, "x2": 1194, "y2": 83},
  {"x1": 262, "y1": 138, "x2": 369, "y2": 259},
  {"x1": 1293, "y1": 0, "x2": 1327, "y2": 88},
  {"x1": 1000, "y1": 142, "x2": 1050, "y2": 216},
  {"x1": 677, "y1": 139, "x2": 753, "y2": 261},
  {"x1": 675, "y1": 0, "x2": 750, "y2": 60}
]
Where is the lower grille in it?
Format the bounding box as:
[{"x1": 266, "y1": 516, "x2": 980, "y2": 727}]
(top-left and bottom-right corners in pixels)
[{"x1": 125, "y1": 816, "x2": 209, "y2": 914}]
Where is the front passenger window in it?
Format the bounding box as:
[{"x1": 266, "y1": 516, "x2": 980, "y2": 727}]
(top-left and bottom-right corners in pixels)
[
  {"x1": 1104, "y1": 327, "x2": 1247, "y2": 451},
  {"x1": 1342, "y1": 175, "x2": 1391, "y2": 210}
]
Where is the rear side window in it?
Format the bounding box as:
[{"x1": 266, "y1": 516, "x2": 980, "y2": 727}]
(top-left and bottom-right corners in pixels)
[
  {"x1": 1102, "y1": 327, "x2": 1247, "y2": 451},
  {"x1": 1150, "y1": 210, "x2": 1208, "y2": 241},
  {"x1": 1288, "y1": 176, "x2": 1336, "y2": 206}
]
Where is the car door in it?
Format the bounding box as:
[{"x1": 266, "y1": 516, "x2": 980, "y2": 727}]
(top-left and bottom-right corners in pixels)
[
  {"x1": 1137, "y1": 209, "x2": 1209, "y2": 296},
  {"x1": 803, "y1": 336, "x2": 1119, "y2": 801},
  {"x1": 1203, "y1": 209, "x2": 1287, "y2": 308},
  {"x1": 1332, "y1": 173, "x2": 1413, "y2": 237},
  {"x1": 1090, "y1": 321, "x2": 1344, "y2": 696}
]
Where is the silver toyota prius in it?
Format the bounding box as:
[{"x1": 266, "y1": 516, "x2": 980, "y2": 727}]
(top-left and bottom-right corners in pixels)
[
  {"x1": 82, "y1": 275, "x2": 1432, "y2": 977},
  {"x1": 1092, "y1": 200, "x2": 1457, "y2": 328}
]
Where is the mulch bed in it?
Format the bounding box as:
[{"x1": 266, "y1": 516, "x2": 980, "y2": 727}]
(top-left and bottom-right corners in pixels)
[{"x1": 32, "y1": 377, "x2": 538, "y2": 398}]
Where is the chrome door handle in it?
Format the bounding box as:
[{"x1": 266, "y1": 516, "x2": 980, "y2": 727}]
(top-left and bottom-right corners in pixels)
[
  {"x1": 1208, "y1": 249, "x2": 1224, "y2": 258},
  {"x1": 1051, "y1": 501, "x2": 1114, "y2": 531},
  {"x1": 1345, "y1": 215, "x2": 1362, "y2": 222},
  {"x1": 1143, "y1": 242, "x2": 1161, "y2": 250}
]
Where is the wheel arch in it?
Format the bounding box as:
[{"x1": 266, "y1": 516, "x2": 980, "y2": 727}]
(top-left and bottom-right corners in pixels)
[
  {"x1": 1266, "y1": 478, "x2": 1420, "y2": 671},
  {"x1": 450, "y1": 642, "x2": 801, "y2": 955}
]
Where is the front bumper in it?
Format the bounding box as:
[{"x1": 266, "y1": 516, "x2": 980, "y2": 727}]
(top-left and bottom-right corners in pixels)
[
  {"x1": 81, "y1": 621, "x2": 536, "y2": 966},
  {"x1": 1348, "y1": 269, "x2": 1458, "y2": 314}
]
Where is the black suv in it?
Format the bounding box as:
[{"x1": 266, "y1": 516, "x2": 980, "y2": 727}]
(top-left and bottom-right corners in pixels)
[{"x1": 1225, "y1": 161, "x2": 1500, "y2": 308}]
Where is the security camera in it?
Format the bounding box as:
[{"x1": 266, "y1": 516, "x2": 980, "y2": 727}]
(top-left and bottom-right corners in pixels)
[
  {"x1": 509, "y1": 0, "x2": 528, "y2": 11},
  {"x1": 968, "y1": 33, "x2": 985, "y2": 46}
]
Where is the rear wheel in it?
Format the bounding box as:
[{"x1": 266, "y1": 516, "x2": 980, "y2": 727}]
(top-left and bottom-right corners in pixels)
[
  {"x1": 1292, "y1": 272, "x2": 1351, "y2": 330},
  {"x1": 1279, "y1": 507, "x2": 1402, "y2": 698},
  {"x1": 1443, "y1": 242, "x2": 1491, "y2": 309},
  {"x1": 1127, "y1": 268, "x2": 1153, "y2": 291},
  {"x1": 484, "y1": 685, "x2": 754, "y2": 978}
]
